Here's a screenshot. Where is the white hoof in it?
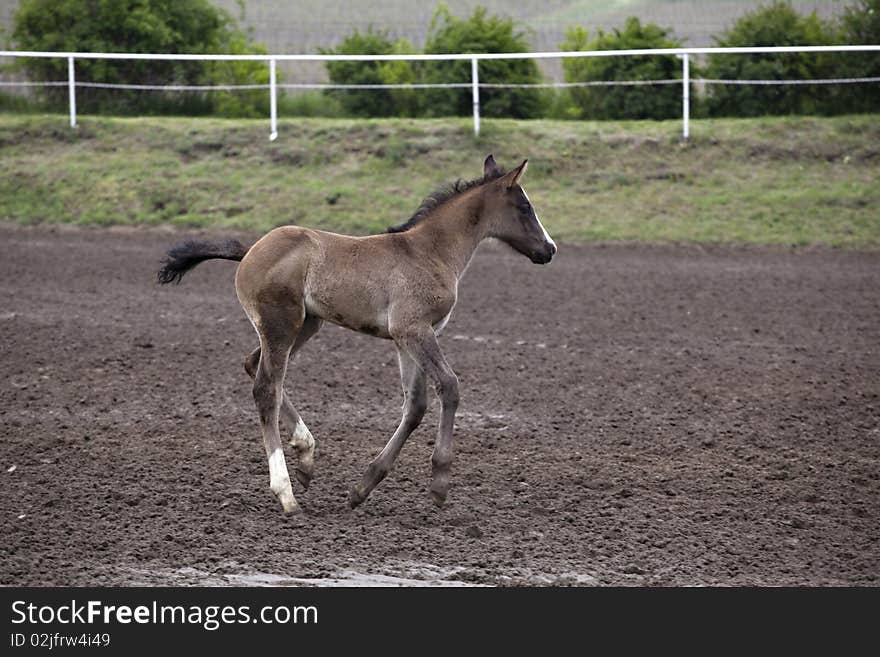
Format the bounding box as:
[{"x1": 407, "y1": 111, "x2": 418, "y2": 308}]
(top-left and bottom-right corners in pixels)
[{"x1": 275, "y1": 486, "x2": 301, "y2": 514}]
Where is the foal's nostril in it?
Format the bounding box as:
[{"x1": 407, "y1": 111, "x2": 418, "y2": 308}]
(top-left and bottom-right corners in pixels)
[{"x1": 532, "y1": 242, "x2": 557, "y2": 264}]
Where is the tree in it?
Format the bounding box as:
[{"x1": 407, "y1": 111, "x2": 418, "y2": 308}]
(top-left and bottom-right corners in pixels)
[
  {"x1": 561, "y1": 18, "x2": 683, "y2": 120},
  {"x1": 703, "y1": 1, "x2": 836, "y2": 117},
  {"x1": 422, "y1": 5, "x2": 545, "y2": 119},
  {"x1": 12, "y1": 0, "x2": 269, "y2": 116},
  {"x1": 321, "y1": 28, "x2": 420, "y2": 118}
]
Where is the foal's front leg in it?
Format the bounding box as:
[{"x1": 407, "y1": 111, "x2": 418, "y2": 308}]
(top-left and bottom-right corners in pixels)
[
  {"x1": 395, "y1": 327, "x2": 460, "y2": 507},
  {"x1": 349, "y1": 348, "x2": 427, "y2": 508}
]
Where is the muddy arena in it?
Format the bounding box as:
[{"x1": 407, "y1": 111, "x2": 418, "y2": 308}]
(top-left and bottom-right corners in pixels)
[{"x1": 1, "y1": 224, "x2": 878, "y2": 586}]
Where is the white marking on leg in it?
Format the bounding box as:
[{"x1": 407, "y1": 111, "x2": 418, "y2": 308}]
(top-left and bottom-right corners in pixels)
[
  {"x1": 290, "y1": 418, "x2": 315, "y2": 486},
  {"x1": 268, "y1": 447, "x2": 297, "y2": 512},
  {"x1": 268, "y1": 448, "x2": 290, "y2": 493},
  {"x1": 291, "y1": 418, "x2": 315, "y2": 452}
]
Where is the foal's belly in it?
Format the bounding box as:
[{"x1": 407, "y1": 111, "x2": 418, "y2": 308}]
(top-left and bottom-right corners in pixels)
[
  {"x1": 325, "y1": 312, "x2": 393, "y2": 339},
  {"x1": 304, "y1": 290, "x2": 393, "y2": 339}
]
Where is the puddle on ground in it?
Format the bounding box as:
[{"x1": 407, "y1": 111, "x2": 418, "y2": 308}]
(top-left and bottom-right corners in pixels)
[
  {"x1": 126, "y1": 563, "x2": 602, "y2": 587},
  {"x1": 222, "y1": 569, "x2": 482, "y2": 587},
  {"x1": 128, "y1": 561, "x2": 486, "y2": 587}
]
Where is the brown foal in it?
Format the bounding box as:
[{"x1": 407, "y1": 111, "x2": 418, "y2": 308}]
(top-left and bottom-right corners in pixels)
[{"x1": 158, "y1": 154, "x2": 556, "y2": 513}]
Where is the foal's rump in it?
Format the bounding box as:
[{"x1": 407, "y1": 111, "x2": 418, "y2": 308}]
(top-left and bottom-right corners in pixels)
[{"x1": 237, "y1": 226, "x2": 315, "y2": 281}]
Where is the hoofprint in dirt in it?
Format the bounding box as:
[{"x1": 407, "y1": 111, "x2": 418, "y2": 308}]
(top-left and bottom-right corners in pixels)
[{"x1": 0, "y1": 223, "x2": 878, "y2": 586}]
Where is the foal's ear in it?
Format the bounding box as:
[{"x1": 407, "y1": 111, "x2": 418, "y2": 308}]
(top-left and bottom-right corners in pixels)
[
  {"x1": 506, "y1": 159, "x2": 528, "y2": 188},
  {"x1": 483, "y1": 153, "x2": 502, "y2": 178}
]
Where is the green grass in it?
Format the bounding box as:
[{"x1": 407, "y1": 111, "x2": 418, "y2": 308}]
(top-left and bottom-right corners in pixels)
[{"x1": 0, "y1": 113, "x2": 878, "y2": 247}]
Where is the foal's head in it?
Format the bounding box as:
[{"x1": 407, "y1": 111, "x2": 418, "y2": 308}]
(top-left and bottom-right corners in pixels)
[{"x1": 481, "y1": 155, "x2": 557, "y2": 265}]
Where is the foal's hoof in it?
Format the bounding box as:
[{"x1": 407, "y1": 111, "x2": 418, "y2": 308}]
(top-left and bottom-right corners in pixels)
[
  {"x1": 349, "y1": 486, "x2": 366, "y2": 509},
  {"x1": 294, "y1": 467, "x2": 312, "y2": 490},
  {"x1": 429, "y1": 484, "x2": 449, "y2": 507},
  {"x1": 429, "y1": 474, "x2": 450, "y2": 507},
  {"x1": 275, "y1": 488, "x2": 302, "y2": 515}
]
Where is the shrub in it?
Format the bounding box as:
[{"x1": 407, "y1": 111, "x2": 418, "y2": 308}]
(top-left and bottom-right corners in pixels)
[
  {"x1": 11, "y1": 0, "x2": 269, "y2": 116},
  {"x1": 205, "y1": 29, "x2": 271, "y2": 119},
  {"x1": 561, "y1": 18, "x2": 683, "y2": 120},
  {"x1": 321, "y1": 28, "x2": 420, "y2": 118},
  {"x1": 833, "y1": 0, "x2": 880, "y2": 113},
  {"x1": 422, "y1": 5, "x2": 545, "y2": 119},
  {"x1": 703, "y1": 1, "x2": 836, "y2": 117},
  {"x1": 543, "y1": 88, "x2": 581, "y2": 120},
  {"x1": 279, "y1": 90, "x2": 344, "y2": 118}
]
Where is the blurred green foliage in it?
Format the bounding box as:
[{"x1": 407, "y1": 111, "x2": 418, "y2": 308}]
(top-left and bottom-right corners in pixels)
[
  {"x1": 703, "y1": 1, "x2": 836, "y2": 117},
  {"x1": 322, "y1": 28, "x2": 421, "y2": 117},
  {"x1": 833, "y1": 0, "x2": 880, "y2": 113},
  {"x1": 11, "y1": 0, "x2": 269, "y2": 116},
  {"x1": 6, "y1": 1, "x2": 878, "y2": 120},
  {"x1": 561, "y1": 18, "x2": 682, "y2": 120},
  {"x1": 421, "y1": 4, "x2": 545, "y2": 118}
]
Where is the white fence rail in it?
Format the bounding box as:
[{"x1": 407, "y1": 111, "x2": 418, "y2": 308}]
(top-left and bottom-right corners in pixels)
[{"x1": 2, "y1": 45, "x2": 879, "y2": 139}]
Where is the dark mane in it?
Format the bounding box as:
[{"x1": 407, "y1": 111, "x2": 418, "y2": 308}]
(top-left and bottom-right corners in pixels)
[{"x1": 386, "y1": 167, "x2": 506, "y2": 234}]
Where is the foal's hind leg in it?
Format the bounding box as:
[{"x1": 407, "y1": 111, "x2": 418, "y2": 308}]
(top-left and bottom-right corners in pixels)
[
  {"x1": 245, "y1": 315, "x2": 322, "y2": 488},
  {"x1": 350, "y1": 348, "x2": 427, "y2": 508},
  {"x1": 250, "y1": 304, "x2": 304, "y2": 513}
]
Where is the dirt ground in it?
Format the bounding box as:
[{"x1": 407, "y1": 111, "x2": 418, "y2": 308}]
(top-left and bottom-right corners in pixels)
[{"x1": 1, "y1": 223, "x2": 878, "y2": 586}]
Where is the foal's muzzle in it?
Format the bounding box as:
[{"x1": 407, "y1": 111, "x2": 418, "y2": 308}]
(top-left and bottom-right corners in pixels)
[{"x1": 530, "y1": 241, "x2": 557, "y2": 265}]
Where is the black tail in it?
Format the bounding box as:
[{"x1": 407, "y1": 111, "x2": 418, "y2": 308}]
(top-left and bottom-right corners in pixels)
[{"x1": 157, "y1": 238, "x2": 249, "y2": 285}]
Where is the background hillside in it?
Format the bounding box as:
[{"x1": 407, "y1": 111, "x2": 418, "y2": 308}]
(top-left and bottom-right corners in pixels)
[
  {"x1": 208, "y1": 0, "x2": 843, "y2": 51},
  {"x1": 2, "y1": 114, "x2": 877, "y2": 246}
]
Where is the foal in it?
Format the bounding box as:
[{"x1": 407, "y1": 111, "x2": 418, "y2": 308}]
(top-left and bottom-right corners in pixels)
[{"x1": 158, "y1": 155, "x2": 556, "y2": 513}]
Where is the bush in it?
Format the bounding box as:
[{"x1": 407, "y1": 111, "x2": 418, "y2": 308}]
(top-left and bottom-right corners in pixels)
[
  {"x1": 703, "y1": 1, "x2": 836, "y2": 117},
  {"x1": 561, "y1": 18, "x2": 683, "y2": 120},
  {"x1": 833, "y1": 0, "x2": 880, "y2": 113},
  {"x1": 422, "y1": 5, "x2": 545, "y2": 119},
  {"x1": 204, "y1": 29, "x2": 271, "y2": 119},
  {"x1": 279, "y1": 90, "x2": 344, "y2": 118},
  {"x1": 543, "y1": 88, "x2": 581, "y2": 120},
  {"x1": 11, "y1": 0, "x2": 269, "y2": 116},
  {"x1": 321, "y1": 28, "x2": 420, "y2": 118}
]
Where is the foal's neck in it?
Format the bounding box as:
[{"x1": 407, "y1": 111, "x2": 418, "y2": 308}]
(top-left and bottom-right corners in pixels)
[{"x1": 409, "y1": 188, "x2": 487, "y2": 278}]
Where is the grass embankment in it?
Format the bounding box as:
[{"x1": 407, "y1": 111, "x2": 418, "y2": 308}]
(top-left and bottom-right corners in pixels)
[{"x1": 0, "y1": 113, "x2": 877, "y2": 246}]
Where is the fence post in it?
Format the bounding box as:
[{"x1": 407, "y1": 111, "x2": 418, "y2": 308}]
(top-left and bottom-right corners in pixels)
[
  {"x1": 681, "y1": 53, "x2": 690, "y2": 140},
  {"x1": 471, "y1": 57, "x2": 480, "y2": 137},
  {"x1": 269, "y1": 58, "x2": 278, "y2": 141},
  {"x1": 68, "y1": 56, "x2": 76, "y2": 128}
]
